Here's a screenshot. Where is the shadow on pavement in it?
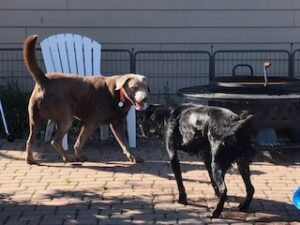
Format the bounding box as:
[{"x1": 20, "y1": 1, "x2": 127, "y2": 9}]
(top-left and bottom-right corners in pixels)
[{"x1": 0, "y1": 189, "x2": 299, "y2": 225}]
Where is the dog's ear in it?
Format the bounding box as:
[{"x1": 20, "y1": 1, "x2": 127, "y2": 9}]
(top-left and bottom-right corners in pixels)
[
  {"x1": 115, "y1": 75, "x2": 132, "y2": 90},
  {"x1": 146, "y1": 103, "x2": 163, "y2": 112},
  {"x1": 143, "y1": 103, "x2": 162, "y2": 116},
  {"x1": 148, "y1": 103, "x2": 162, "y2": 110}
]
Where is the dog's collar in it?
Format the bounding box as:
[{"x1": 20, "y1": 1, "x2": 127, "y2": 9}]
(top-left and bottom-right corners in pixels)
[{"x1": 118, "y1": 87, "x2": 126, "y2": 108}]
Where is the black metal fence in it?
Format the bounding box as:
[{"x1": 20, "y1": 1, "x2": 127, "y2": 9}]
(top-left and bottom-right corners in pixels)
[
  {"x1": 100, "y1": 49, "x2": 133, "y2": 75},
  {"x1": 292, "y1": 50, "x2": 300, "y2": 79},
  {"x1": 2, "y1": 46, "x2": 300, "y2": 138},
  {"x1": 0, "y1": 48, "x2": 133, "y2": 93},
  {"x1": 134, "y1": 50, "x2": 210, "y2": 103},
  {"x1": 0, "y1": 49, "x2": 44, "y2": 92},
  {"x1": 212, "y1": 50, "x2": 291, "y2": 80},
  {"x1": 2, "y1": 47, "x2": 300, "y2": 102}
]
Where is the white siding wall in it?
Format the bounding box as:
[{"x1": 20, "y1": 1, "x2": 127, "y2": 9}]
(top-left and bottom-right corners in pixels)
[{"x1": 0, "y1": 0, "x2": 300, "y2": 50}]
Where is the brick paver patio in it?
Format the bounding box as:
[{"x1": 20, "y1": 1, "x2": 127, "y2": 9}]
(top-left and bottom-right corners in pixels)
[{"x1": 0, "y1": 138, "x2": 299, "y2": 225}]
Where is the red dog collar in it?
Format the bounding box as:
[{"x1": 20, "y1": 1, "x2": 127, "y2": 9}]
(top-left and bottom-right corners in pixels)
[{"x1": 118, "y1": 87, "x2": 126, "y2": 107}]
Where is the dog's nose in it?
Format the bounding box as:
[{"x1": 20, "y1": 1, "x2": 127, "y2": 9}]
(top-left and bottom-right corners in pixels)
[{"x1": 135, "y1": 91, "x2": 148, "y2": 103}]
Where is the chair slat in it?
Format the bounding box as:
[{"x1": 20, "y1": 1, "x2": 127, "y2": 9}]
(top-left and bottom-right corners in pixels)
[
  {"x1": 65, "y1": 34, "x2": 78, "y2": 74},
  {"x1": 48, "y1": 36, "x2": 63, "y2": 73},
  {"x1": 74, "y1": 35, "x2": 85, "y2": 75},
  {"x1": 56, "y1": 34, "x2": 70, "y2": 73},
  {"x1": 92, "y1": 41, "x2": 101, "y2": 75},
  {"x1": 83, "y1": 37, "x2": 92, "y2": 75},
  {"x1": 40, "y1": 39, "x2": 55, "y2": 73}
]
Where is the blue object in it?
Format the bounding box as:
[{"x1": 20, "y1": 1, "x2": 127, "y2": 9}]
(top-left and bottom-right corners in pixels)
[{"x1": 293, "y1": 187, "x2": 300, "y2": 210}]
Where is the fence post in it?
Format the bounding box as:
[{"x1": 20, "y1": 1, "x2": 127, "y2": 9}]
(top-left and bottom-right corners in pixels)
[
  {"x1": 210, "y1": 45, "x2": 215, "y2": 82},
  {"x1": 289, "y1": 43, "x2": 294, "y2": 78},
  {"x1": 130, "y1": 48, "x2": 135, "y2": 73}
]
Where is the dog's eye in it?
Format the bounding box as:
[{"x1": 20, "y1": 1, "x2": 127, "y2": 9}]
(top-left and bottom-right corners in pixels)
[{"x1": 131, "y1": 85, "x2": 138, "y2": 91}]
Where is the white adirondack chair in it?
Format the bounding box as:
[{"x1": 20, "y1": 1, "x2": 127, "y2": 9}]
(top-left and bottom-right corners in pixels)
[{"x1": 40, "y1": 33, "x2": 137, "y2": 150}]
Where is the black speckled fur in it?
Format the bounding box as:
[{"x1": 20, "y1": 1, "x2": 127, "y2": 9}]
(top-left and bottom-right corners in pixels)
[{"x1": 140, "y1": 103, "x2": 255, "y2": 218}]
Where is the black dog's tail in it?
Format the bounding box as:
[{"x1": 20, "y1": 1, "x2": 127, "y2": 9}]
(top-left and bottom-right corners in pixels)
[
  {"x1": 23, "y1": 35, "x2": 49, "y2": 88},
  {"x1": 233, "y1": 114, "x2": 255, "y2": 137},
  {"x1": 229, "y1": 114, "x2": 256, "y2": 158}
]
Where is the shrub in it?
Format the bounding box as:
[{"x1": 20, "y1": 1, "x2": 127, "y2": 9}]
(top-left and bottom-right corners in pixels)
[{"x1": 0, "y1": 84, "x2": 30, "y2": 138}]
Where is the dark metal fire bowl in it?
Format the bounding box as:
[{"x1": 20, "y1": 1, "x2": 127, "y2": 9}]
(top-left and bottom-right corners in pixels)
[
  {"x1": 210, "y1": 76, "x2": 300, "y2": 95},
  {"x1": 177, "y1": 78, "x2": 300, "y2": 150}
]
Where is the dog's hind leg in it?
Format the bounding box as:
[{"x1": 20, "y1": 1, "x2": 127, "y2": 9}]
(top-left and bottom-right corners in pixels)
[
  {"x1": 203, "y1": 153, "x2": 220, "y2": 197},
  {"x1": 73, "y1": 121, "x2": 99, "y2": 162},
  {"x1": 51, "y1": 118, "x2": 73, "y2": 162},
  {"x1": 210, "y1": 158, "x2": 228, "y2": 218},
  {"x1": 237, "y1": 161, "x2": 254, "y2": 211},
  {"x1": 26, "y1": 119, "x2": 41, "y2": 165},
  {"x1": 26, "y1": 101, "x2": 42, "y2": 164}
]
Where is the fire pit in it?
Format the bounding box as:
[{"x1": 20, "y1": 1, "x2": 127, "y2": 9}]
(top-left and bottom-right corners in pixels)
[{"x1": 178, "y1": 59, "x2": 300, "y2": 150}]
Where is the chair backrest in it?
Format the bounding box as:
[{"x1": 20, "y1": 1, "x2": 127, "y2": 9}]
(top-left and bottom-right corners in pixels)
[{"x1": 40, "y1": 33, "x2": 101, "y2": 76}]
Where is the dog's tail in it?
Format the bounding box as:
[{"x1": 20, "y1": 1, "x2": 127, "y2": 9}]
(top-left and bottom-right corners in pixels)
[
  {"x1": 233, "y1": 114, "x2": 255, "y2": 137},
  {"x1": 23, "y1": 35, "x2": 48, "y2": 88}
]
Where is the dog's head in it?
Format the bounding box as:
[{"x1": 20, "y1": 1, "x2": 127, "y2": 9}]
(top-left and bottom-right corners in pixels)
[
  {"x1": 138, "y1": 104, "x2": 170, "y2": 138},
  {"x1": 115, "y1": 74, "x2": 150, "y2": 111}
]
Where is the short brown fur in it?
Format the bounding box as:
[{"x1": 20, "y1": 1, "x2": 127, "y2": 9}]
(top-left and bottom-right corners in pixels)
[{"x1": 24, "y1": 35, "x2": 149, "y2": 164}]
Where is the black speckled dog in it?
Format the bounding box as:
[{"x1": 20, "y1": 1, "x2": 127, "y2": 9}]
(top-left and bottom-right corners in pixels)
[{"x1": 139, "y1": 103, "x2": 255, "y2": 218}]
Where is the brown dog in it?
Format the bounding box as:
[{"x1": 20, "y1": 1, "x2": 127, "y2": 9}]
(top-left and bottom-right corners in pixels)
[{"x1": 23, "y1": 35, "x2": 150, "y2": 164}]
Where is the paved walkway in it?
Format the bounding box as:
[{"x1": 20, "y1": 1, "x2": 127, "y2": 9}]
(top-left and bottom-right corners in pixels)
[{"x1": 0, "y1": 139, "x2": 299, "y2": 225}]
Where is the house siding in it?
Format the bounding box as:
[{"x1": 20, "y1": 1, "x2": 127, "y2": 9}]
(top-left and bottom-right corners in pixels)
[{"x1": 0, "y1": 0, "x2": 299, "y2": 50}]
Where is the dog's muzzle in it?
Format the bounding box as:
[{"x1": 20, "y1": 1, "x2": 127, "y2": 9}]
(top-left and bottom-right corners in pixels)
[{"x1": 134, "y1": 91, "x2": 148, "y2": 111}]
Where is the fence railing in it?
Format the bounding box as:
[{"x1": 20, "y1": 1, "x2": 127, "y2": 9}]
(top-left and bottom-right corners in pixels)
[
  {"x1": 212, "y1": 49, "x2": 291, "y2": 80},
  {"x1": 0, "y1": 48, "x2": 133, "y2": 93},
  {"x1": 0, "y1": 48, "x2": 45, "y2": 92},
  {"x1": 134, "y1": 50, "x2": 211, "y2": 103},
  {"x1": 292, "y1": 49, "x2": 300, "y2": 79},
  {"x1": 2, "y1": 47, "x2": 300, "y2": 104},
  {"x1": 3, "y1": 46, "x2": 300, "y2": 138}
]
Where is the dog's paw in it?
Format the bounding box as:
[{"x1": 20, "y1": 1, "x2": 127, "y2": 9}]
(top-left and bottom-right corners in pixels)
[
  {"x1": 209, "y1": 210, "x2": 221, "y2": 219},
  {"x1": 80, "y1": 155, "x2": 89, "y2": 162},
  {"x1": 74, "y1": 154, "x2": 89, "y2": 162},
  {"x1": 26, "y1": 157, "x2": 38, "y2": 165},
  {"x1": 238, "y1": 202, "x2": 249, "y2": 212},
  {"x1": 129, "y1": 155, "x2": 144, "y2": 164},
  {"x1": 214, "y1": 190, "x2": 220, "y2": 197},
  {"x1": 178, "y1": 195, "x2": 188, "y2": 205},
  {"x1": 63, "y1": 156, "x2": 75, "y2": 163}
]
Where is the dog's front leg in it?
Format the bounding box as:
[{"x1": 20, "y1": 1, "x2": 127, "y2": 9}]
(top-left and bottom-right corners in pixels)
[{"x1": 110, "y1": 120, "x2": 144, "y2": 163}]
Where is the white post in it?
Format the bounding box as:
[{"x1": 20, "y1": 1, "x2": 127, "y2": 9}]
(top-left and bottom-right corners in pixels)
[{"x1": 127, "y1": 106, "x2": 136, "y2": 148}]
